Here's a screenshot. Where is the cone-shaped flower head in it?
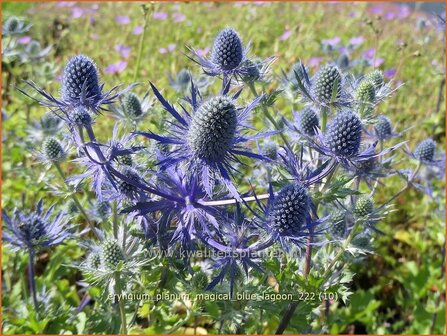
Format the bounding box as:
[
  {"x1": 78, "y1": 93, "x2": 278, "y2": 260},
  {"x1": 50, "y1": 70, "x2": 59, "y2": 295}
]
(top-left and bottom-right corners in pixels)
[
  {"x1": 123, "y1": 92, "x2": 143, "y2": 118},
  {"x1": 262, "y1": 141, "x2": 278, "y2": 161},
  {"x1": 354, "y1": 197, "x2": 374, "y2": 217},
  {"x1": 240, "y1": 59, "x2": 261, "y2": 83},
  {"x1": 211, "y1": 28, "x2": 243, "y2": 71},
  {"x1": 356, "y1": 79, "x2": 376, "y2": 116},
  {"x1": 374, "y1": 115, "x2": 393, "y2": 140},
  {"x1": 269, "y1": 183, "x2": 310, "y2": 236},
  {"x1": 117, "y1": 168, "x2": 141, "y2": 198},
  {"x1": 365, "y1": 70, "x2": 385, "y2": 88},
  {"x1": 297, "y1": 107, "x2": 319, "y2": 136},
  {"x1": 71, "y1": 106, "x2": 92, "y2": 125},
  {"x1": 324, "y1": 111, "x2": 362, "y2": 158},
  {"x1": 96, "y1": 201, "x2": 111, "y2": 219},
  {"x1": 101, "y1": 239, "x2": 125, "y2": 269},
  {"x1": 61, "y1": 55, "x2": 101, "y2": 107},
  {"x1": 5, "y1": 16, "x2": 20, "y2": 32},
  {"x1": 42, "y1": 137, "x2": 66, "y2": 162},
  {"x1": 414, "y1": 138, "x2": 436, "y2": 162},
  {"x1": 40, "y1": 112, "x2": 62, "y2": 132},
  {"x1": 187, "y1": 96, "x2": 237, "y2": 162},
  {"x1": 312, "y1": 64, "x2": 342, "y2": 103},
  {"x1": 88, "y1": 252, "x2": 101, "y2": 269},
  {"x1": 330, "y1": 210, "x2": 346, "y2": 237}
]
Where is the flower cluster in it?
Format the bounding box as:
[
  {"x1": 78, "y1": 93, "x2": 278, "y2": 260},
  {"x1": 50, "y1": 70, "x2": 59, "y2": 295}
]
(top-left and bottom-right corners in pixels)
[{"x1": 7, "y1": 23, "x2": 443, "y2": 335}]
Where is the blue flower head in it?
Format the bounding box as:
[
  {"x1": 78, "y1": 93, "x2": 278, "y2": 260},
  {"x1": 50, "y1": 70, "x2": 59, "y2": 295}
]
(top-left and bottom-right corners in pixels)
[
  {"x1": 253, "y1": 183, "x2": 327, "y2": 252},
  {"x1": 289, "y1": 62, "x2": 352, "y2": 110},
  {"x1": 19, "y1": 54, "x2": 136, "y2": 125},
  {"x1": 324, "y1": 110, "x2": 362, "y2": 158},
  {"x1": 188, "y1": 28, "x2": 274, "y2": 86},
  {"x1": 211, "y1": 28, "x2": 243, "y2": 70},
  {"x1": 123, "y1": 166, "x2": 220, "y2": 250},
  {"x1": 295, "y1": 107, "x2": 319, "y2": 136},
  {"x1": 414, "y1": 138, "x2": 436, "y2": 163},
  {"x1": 2, "y1": 200, "x2": 71, "y2": 251},
  {"x1": 138, "y1": 82, "x2": 272, "y2": 200}
]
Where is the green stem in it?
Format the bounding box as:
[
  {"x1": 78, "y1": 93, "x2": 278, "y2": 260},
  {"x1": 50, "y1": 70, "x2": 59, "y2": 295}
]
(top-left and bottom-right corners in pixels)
[
  {"x1": 320, "y1": 222, "x2": 360, "y2": 285},
  {"x1": 247, "y1": 82, "x2": 292, "y2": 151},
  {"x1": 114, "y1": 273, "x2": 128, "y2": 334},
  {"x1": 133, "y1": 6, "x2": 151, "y2": 82},
  {"x1": 53, "y1": 162, "x2": 95, "y2": 232},
  {"x1": 321, "y1": 108, "x2": 328, "y2": 132},
  {"x1": 382, "y1": 162, "x2": 422, "y2": 207}
]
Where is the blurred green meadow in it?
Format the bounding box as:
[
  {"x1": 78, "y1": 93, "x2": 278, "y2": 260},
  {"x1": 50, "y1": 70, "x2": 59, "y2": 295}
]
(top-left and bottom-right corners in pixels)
[{"x1": 1, "y1": 1, "x2": 445, "y2": 334}]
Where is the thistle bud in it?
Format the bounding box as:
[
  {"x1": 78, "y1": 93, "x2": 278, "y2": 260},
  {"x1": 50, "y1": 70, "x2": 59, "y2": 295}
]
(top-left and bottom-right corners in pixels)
[
  {"x1": 330, "y1": 210, "x2": 346, "y2": 237},
  {"x1": 101, "y1": 239, "x2": 125, "y2": 269},
  {"x1": 365, "y1": 70, "x2": 384, "y2": 89},
  {"x1": 374, "y1": 115, "x2": 392, "y2": 140},
  {"x1": 123, "y1": 93, "x2": 143, "y2": 118},
  {"x1": 43, "y1": 137, "x2": 66, "y2": 162},
  {"x1": 297, "y1": 107, "x2": 319, "y2": 136},
  {"x1": 414, "y1": 138, "x2": 436, "y2": 162},
  {"x1": 354, "y1": 197, "x2": 374, "y2": 217},
  {"x1": 312, "y1": 64, "x2": 342, "y2": 103}
]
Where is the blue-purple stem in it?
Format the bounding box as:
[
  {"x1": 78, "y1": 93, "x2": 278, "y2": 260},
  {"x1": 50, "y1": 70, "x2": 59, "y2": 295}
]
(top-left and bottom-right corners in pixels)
[{"x1": 28, "y1": 251, "x2": 39, "y2": 316}]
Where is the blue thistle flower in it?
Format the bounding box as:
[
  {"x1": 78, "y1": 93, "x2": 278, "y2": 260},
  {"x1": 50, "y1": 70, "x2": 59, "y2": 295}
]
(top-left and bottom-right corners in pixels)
[
  {"x1": 211, "y1": 28, "x2": 243, "y2": 71},
  {"x1": 2, "y1": 200, "x2": 71, "y2": 251},
  {"x1": 374, "y1": 115, "x2": 393, "y2": 140},
  {"x1": 295, "y1": 107, "x2": 319, "y2": 136},
  {"x1": 250, "y1": 183, "x2": 327, "y2": 252},
  {"x1": 200, "y1": 204, "x2": 265, "y2": 296},
  {"x1": 410, "y1": 138, "x2": 445, "y2": 168},
  {"x1": 269, "y1": 184, "x2": 310, "y2": 237},
  {"x1": 312, "y1": 111, "x2": 405, "y2": 172},
  {"x1": 324, "y1": 111, "x2": 362, "y2": 158},
  {"x1": 19, "y1": 54, "x2": 136, "y2": 122},
  {"x1": 61, "y1": 55, "x2": 101, "y2": 109},
  {"x1": 188, "y1": 28, "x2": 274, "y2": 85},
  {"x1": 123, "y1": 167, "x2": 220, "y2": 250},
  {"x1": 138, "y1": 82, "x2": 274, "y2": 200},
  {"x1": 414, "y1": 138, "x2": 436, "y2": 163}
]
